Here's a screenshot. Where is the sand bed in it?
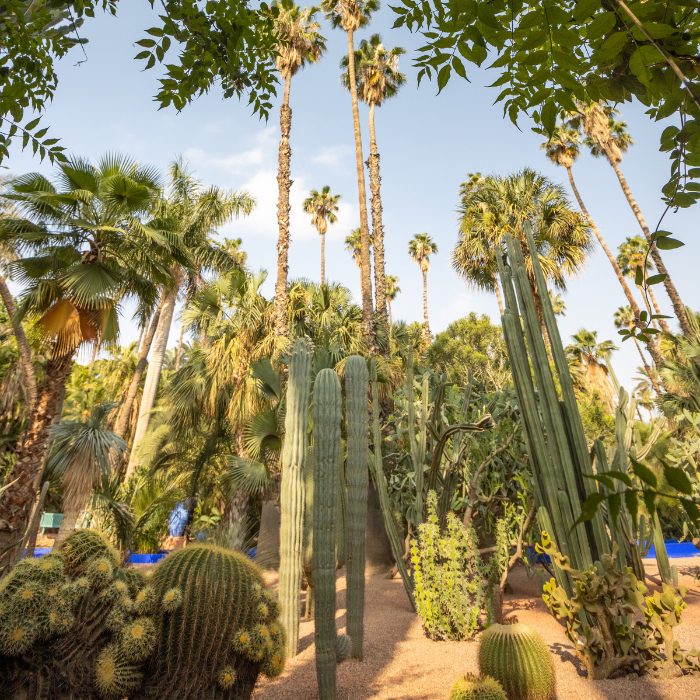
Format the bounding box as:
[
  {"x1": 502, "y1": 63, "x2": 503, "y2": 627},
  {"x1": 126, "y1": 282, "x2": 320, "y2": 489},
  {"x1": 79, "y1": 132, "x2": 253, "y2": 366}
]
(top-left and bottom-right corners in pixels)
[{"x1": 254, "y1": 557, "x2": 700, "y2": 700}]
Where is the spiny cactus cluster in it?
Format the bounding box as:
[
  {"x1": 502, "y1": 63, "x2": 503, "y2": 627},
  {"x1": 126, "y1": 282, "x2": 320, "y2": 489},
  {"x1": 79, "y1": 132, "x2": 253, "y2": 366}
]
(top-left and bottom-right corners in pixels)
[
  {"x1": 0, "y1": 531, "x2": 286, "y2": 700},
  {"x1": 449, "y1": 673, "x2": 507, "y2": 700},
  {"x1": 478, "y1": 617, "x2": 555, "y2": 700}
]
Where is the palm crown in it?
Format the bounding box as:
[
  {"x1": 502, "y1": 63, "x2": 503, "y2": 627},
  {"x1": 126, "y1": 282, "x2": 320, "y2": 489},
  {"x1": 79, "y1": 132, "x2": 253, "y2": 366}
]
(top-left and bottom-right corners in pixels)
[
  {"x1": 409, "y1": 233, "x2": 437, "y2": 272},
  {"x1": 385, "y1": 274, "x2": 400, "y2": 302},
  {"x1": 344, "y1": 227, "x2": 372, "y2": 267},
  {"x1": 340, "y1": 33, "x2": 406, "y2": 106},
  {"x1": 321, "y1": 0, "x2": 379, "y2": 32},
  {"x1": 273, "y1": 1, "x2": 327, "y2": 79},
  {"x1": 616, "y1": 235, "x2": 654, "y2": 279},
  {"x1": 302, "y1": 186, "x2": 340, "y2": 236},
  {"x1": 567, "y1": 329, "x2": 617, "y2": 364},
  {"x1": 541, "y1": 125, "x2": 581, "y2": 170}
]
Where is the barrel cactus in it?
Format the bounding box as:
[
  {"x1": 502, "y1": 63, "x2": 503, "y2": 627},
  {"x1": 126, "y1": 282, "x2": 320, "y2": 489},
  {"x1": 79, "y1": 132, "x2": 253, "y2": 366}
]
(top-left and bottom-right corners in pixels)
[
  {"x1": 479, "y1": 617, "x2": 556, "y2": 700},
  {"x1": 139, "y1": 544, "x2": 286, "y2": 700},
  {"x1": 450, "y1": 674, "x2": 507, "y2": 700}
]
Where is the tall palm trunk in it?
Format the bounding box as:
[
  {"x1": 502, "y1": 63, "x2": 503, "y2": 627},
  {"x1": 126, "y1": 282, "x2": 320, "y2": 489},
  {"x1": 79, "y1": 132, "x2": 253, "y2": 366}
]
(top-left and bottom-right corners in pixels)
[
  {"x1": 52, "y1": 485, "x2": 91, "y2": 550},
  {"x1": 227, "y1": 431, "x2": 250, "y2": 550},
  {"x1": 0, "y1": 352, "x2": 74, "y2": 558},
  {"x1": 274, "y1": 74, "x2": 293, "y2": 339},
  {"x1": 113, "y1": 298, "x2": 163, "y2": 441},
  {"x1": 125, "y1": 283, "x2": 178, "y2": 478},
  {"x1": 0, "y1": 276, "x2": 37, "y2": 411},
  {"x1": 633, "y1": 338, "x2": 661, "y2": 394},
  {"x1": 175, "y1": 320, "x2": 185, "y2": 372},
  {"x1": 346, "y1": 28, "x2": 375, "y2": 350},
  {"x1": 320, "y1": 232, "x2": 326, "y2": 285},
  {"x1": 608, "y1": 159, "x2": 690, "y2": 336},
  {"x1": 422, "y1": 269, "x2": 430, "y2": 344},
  {"x1": 647, "y1": 284, "x2": 670, "y2": 333},
  {"x1": 367, "y1": 102, "x2": 388, "y2": 341}
]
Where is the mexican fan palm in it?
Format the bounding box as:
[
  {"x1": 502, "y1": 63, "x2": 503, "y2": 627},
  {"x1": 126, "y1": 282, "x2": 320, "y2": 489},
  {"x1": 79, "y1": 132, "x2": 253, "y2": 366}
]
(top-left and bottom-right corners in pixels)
[
  {"x1": 322, "y1": 0, "x2": 379, "y2": 350},
  {"x1": 408, "y1": 233, "x2": 437, "y2": 345},
  {"x1": 341, "y1": 33, "x2": 405, "y2": 332},
  {"x1": 452, "y1": 169, "x2": 592, "y2": 342},
  {"x1": 565, "y1": 329, "x2": 617, "y2": 413},
  {"x1": 0, "y1": 153, "x2": 172, "y2": 558},
  {"x1": 303, "y1": 186, "x2": 340, "y2": 284},
  {"x1": 48, "y1": 402, "x2": 126, "y2": 548},
  {"x1": 273, "y1": 0, "x2": 326, "y2": 338},
  {"x1": 124, "y1": 158, "x2": 253, "y2": 478},
  {"x1": 385, "y1": 274, "x2": 400, "y2": 329},
  {"x1": 568, "y1": 102, "x2": 690, "y2": 336},
  {"x1": 344, "y1": 227, "x2": 372, "y2": 270}
]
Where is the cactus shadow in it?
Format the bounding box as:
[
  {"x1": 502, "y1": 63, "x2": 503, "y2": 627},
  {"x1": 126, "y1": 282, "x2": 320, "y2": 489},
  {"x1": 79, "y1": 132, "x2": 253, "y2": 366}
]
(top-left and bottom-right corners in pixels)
[{"x1": 548, "y1": 641, "x2": 586, "y2": 677}]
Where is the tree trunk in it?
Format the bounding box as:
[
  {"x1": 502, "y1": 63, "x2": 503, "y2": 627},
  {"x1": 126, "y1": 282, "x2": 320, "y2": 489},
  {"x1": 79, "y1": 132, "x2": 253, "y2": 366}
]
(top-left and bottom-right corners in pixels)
[
  {"x1": 52, "y1": 490, "x2": 90, "y2": 550},
  {"x1": 273, "y1": 74, "x2": 293, "y2": 340},
  {"x1": 647, "y1": 284, "x2": 670, "y2": 333},
  {"x1": 609, "y1": 159, "x2": 691, "y2": 336},
  {"x1": 113, "y1": 297, "x2": 163, "y2": 440},
  {"x1": 0, "y1": 275, "x2": 37, "y2": 411},
  {"x1": 87, "y1": 339, "x2": 100, "y2": 377},
  {"x1": 125, "y1": 283, "x2": 178, "y2": 478},
  {"x1": 175, "y1": 322, "x2": 185, "y2": 372},
  {"x1": 347, "y1": 28, "x2": 376, "y2": 351},
  {"x1": 493, "y1": 274, "x2": 505, "y2": 316},
  {"x1": 0, "y1": 352, "x2": 74, "y2": 559},
  {"x1": 367, "y1": 102, "x2": 388, "y2": 344},
  {"x1": 422, "y1": 269, "x2": 430, "y2": 344},
  {"x1": 637, "y1": 283, "x2": 658, "y2": 330},
  {"x1": 321, "y1": 231, "x2": 325, "y2": 285},
  {"x1": 633, "y1": 338, "x2": 661, "y2": 394}
]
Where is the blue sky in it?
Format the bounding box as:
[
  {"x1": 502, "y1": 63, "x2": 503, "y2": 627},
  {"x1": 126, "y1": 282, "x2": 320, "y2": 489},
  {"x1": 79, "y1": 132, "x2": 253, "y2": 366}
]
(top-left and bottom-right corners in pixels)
[{"x1": 5, "y1": 2, "x2": 699, "y2": 390}]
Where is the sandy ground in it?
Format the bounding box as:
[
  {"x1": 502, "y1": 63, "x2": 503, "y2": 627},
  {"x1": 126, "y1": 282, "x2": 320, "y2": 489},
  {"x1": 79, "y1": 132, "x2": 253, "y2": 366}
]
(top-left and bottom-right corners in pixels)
[{"x1": 252, "y1": 557, "x2": 700, "y2": 700}]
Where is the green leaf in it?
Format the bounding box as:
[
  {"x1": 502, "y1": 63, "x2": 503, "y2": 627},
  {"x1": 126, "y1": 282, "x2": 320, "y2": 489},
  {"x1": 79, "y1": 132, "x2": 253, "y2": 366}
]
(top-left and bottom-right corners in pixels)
[
  {"x1": 635, "y1": 266, "x2": 644, "y2": 286},
  {"x1": 655, "y1": 237, "x2": 684, "y2": 250},
  {"x1": 453, "y1": 56, "x2": 467, "y2": 79},
  {"x1": 643, "y1": 489, "x2": 657, "y2": 519},
  {"x1": 586, "y1": 12, "x2": 616, "y2": 41},
  {"x1": 631, "y1": 458, "x2": 658, "y2": 489},
  {"x1": 646, "y1": 273, "x2": 667, "y2": 286},
  {"x1": 25, "y1": 117, "x2": 41, "y2": 131},
  {"x1": 662, "y1": 465, "x2": 693, "y2": 496},
  {"x1": 680, "y1": 498, "x2": 700, "y2": 524},
  {"x1": 625, "y1": 489, "x2": 639, "y2": 525},
  {"x1": 606, "y1": 470, "x2": 633, "y2": 487},
  {"x1": 541, "y1": 101, "x2": 556, "y2": 135},
  {"x1": 136, "y1": 39, "x2": 157, "y2": 48},
  {"x1": 437, "y1": 65, "x2": 451, "y2": 93},
  {"x1": 609, "y1": 492, "x2": 621, "y2": 526}
]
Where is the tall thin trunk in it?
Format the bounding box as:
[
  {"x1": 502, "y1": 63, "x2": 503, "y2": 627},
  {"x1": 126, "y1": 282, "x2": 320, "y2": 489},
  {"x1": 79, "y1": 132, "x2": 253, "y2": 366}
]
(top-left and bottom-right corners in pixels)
[
  {"x1": 0, "y1": 275, "x2": 37, "y2": 411},
  {"x1": 87, "y1": 339, "x2": 100, "y2": 377},
  {"x1": 136, "y1": 325, "x2": 145, "y2": 354},
  {"x1": 125, "y1": 283, "x2": 178, "y2": 478},
  {"x1": 608, "y1": 159, "x2": 691, "y2": 336},
  {"x1": 52, "y1": 491, "x2": 89, "y2": 550},
  {"x1": 647, "y1": 284, "x2": 670, "y2": 333},
  {"x1": 113, "y1": 297, "x2": 163, "y2": 440},
  {"x1": 422, "y1": 269, "x2": 430, "y2": 344},
  {"x1": 320, "y1": 232, "x2": 325, "y2": 285},
  {"x1": 347, "y1": 28, "x2": 375, "y2": 350},
  {"x1": 388, "y1": 301, "x2": 392, "y2": 333},
  {"x1": 175, "y1": 322, "x2": 185, "y2": 372},
  {"x1": 633, "y1": 338, "x2": 661, "y2": 394},
  {"x1": 273, "y1": 74, "x2": 293, "y2": 339},
  {"x1": 0, "y1": 352, "x2": 74, "y2": 559},
  {"x1": 367, "y1": 102, "x2": 388, "y2": 342},
  {"x1": 493, "y1": 274, "x2": 505, "y2": 316},
  {"x1": 637, "y1": 283, "x2": 658, "y2": 330}
]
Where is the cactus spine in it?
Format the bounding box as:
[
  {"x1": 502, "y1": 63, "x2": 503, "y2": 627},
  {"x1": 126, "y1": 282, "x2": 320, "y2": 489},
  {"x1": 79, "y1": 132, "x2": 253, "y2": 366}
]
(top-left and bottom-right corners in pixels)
[
  {"x1": 450, "y1": 673, "x2": 507, "y2": 700},
  {"x1": 345, "y1": 355, "x2": 369, "y2": 659},
  {"x1": 313, "y1": 368, "x2": 343, "y2": 699},
  {"x1": 278, "y1": 337, "x2": 314, "y2": 657},
  {"x1": 479, "y1": 618, "x2": 556, "y2": 700}
]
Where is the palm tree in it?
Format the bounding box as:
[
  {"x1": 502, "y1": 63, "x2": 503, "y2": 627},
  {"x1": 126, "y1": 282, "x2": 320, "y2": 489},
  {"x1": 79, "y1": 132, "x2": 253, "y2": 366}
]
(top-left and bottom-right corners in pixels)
[
  {"x1": 614, "y1": 305, "x2": 661, "y2": 393},
  {"x1": 568, "y1": 103, "x2": 690, "y2": 336},
  {"x1": 302, "y1": 186, "x2": 340, "y2": 283},
  {"x1": 452, "y1": 169, "x2": 593, "y2": 342},
  {"x1": 124, "y1": 159, "x2": 254, "y2": 479},
  {"x1": 385, "y1": 274, "x2": 400, "y2": 329},
  {"x1": 48, "y1": 403, "x2": 126, "y2": 548},
  {"x1": 272, "y1": 1, "x2": 326, "y2": 339},
  {"x1": 0, "y1": 154, "x2": 172, "y2": 557},
  {"x1": 616, "y1": 236, "x2": 670, "y2": 334},
  {"x1": 341, "y1": 33, "x2": 405, "y2": 333},
  {"x1": 566, "y1": 329, "x2": 617, "y2": 413},
  {"x1": 322, "y1": 0, "x2": 380, "y2": 350},
  {"x1": 344, "y1": 227, "x2": 373, "y2": 270},
  {"x1": 408, "y1": 233, "x2": 437, "y2": 345}
]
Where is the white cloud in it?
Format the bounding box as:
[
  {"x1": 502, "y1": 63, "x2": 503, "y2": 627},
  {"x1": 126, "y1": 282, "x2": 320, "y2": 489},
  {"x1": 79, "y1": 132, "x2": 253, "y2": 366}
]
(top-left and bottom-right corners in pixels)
[{"x1": 312, "y1": 145, "x2": 352, "y2": 167}]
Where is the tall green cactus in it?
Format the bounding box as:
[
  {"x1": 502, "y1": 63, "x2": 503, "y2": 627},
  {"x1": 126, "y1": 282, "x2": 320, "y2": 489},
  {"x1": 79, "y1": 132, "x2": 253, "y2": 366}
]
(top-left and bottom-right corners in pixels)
[
  {"x1": 303, "y1": 445, "x2": 315, "y2": 619},
  {"x1": 313, "y1": 368, "x2": 342, "y2": 699},
  {"x1": 345, "y1": 355, "x2": 369, "y2": 660},
  {"x1": 278, "y1": 337, "x2": 314, "y2": 657},
  {"x1": 335, "y1": 446, "x2": 347, "y2": 569}
]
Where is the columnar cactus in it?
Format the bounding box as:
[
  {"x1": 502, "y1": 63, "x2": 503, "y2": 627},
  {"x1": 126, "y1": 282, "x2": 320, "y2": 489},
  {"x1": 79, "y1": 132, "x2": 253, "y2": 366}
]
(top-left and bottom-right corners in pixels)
[
  {"x1": 142, "y1": 544, "x2": 285, "y2": 699},
  {"x1": 303, "y1": 445, "x2": 315, "y2": 620},
  {"x1": 479, "y1": 617, "x2": 555, "y2": 700},
  {"x1": 450, "y1": 674, "x2": 507, "y2": 700},
  {"x1": 278, "y1": 336, "x2": 314, "y2": 657},
  {"x1": 344, "y1": 355, "x2": 369, "y2": 660},
  {"x1": 313, "y1": 368, "x2": 343, "y2": 699}
]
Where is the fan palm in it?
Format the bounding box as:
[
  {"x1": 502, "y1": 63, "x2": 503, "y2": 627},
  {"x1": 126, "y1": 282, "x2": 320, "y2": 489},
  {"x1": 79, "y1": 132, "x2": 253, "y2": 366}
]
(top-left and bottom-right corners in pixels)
[
  {"x1": 614, "y1": 305, "x2": 660, "y2": 393},
  {"x1": 344, "y1": 227, "x2": 373, "y2": 269},
  {"x1": 322, "y1": 0, "x2": 380, "y2": 351},
  {"x1": 408, "y1": 233, "x2": 437, "y2": 345},
  {"x1": 566, "y1": 329, "x2": 617, "y2": 413},
  {"x1": 452, "y1": 169, "x2": 593, "y2": 342},
  {"x1": 549, "y1": 291, "x2": 566, "y2": 316},
  {"x1": 272, "y1": 0, "x2": 326, "y2": 338},
  {"x1": 658, "y1": 311, "x2": 700, "y2": 418},
  {"x1": 48, "y1": 402, "x2": 126, "y2": 548},
  {"x1": 302, "y1": 186, "x2": 340, "y2": 283},
  {"x1": 0, "y1": 153, "x2": 174, "y2": 556},
  {"x1": 385, "y1": 274, "x2": 400, "y2": 329},
  {"x1": 341, "y1": 33, "x2": 405, "y2": 332},
  {"x1": 567, "y1": 102, "x2": 690, "y2": 336},
  {"x1": 124, "y1": 159, "x2": 254, "y2": 478}
]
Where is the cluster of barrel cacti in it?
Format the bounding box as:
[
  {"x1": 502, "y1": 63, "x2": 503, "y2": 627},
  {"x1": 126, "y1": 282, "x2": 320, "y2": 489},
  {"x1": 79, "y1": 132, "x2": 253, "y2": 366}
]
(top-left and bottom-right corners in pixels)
[
  {"x1": 0, "y1": 530, "x2": 286, "y2": 699},
  {"x1": 478, "y1": 617, "x2": 556, "y2": 700}
]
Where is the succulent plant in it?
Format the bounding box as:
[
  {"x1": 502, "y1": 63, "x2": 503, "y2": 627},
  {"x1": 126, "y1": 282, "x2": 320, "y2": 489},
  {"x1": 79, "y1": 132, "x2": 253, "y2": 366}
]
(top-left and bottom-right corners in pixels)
[
  {"x1": 479, "y1": 617, "x2": 555, "y2": 700},
  {"x1": 59, "y1": 528, "x2": 119, "y2": 575},
  {"x1": 450, "y1": 673, "x2": 507, "y2": 700}
]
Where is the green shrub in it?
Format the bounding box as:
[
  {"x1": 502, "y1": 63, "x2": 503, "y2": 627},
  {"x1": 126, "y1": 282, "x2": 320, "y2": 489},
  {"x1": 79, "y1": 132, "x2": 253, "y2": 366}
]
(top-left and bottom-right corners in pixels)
[{"x1": 412, "y1": 491, "x2": 497, "y2": 640}]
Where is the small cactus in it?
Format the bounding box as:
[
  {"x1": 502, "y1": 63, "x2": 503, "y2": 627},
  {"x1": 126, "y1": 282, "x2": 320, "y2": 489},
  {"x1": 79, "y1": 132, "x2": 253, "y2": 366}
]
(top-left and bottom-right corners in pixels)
[
  {"x1": 59, "y1": 529, "x2": 119, "y2": 575},
  {"x1": 450, "y1": 673, "x2": 507, "y2": 700},
  {"x1": 94, "y1": 644, "x2": 144, "y2": 699},
  {"x1": 479, "y1": 617, "x2": 556, "y2": 700},
  {"x1": 335, "y1": 633, "x2": 352, "y2": 663}
]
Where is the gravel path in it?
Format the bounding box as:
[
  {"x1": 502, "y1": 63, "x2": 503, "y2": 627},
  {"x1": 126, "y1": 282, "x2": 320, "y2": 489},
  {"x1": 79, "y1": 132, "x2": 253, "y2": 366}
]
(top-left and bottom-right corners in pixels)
[{"x1": 254, "y1": 557, "x2": 700, "y2": 700}]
